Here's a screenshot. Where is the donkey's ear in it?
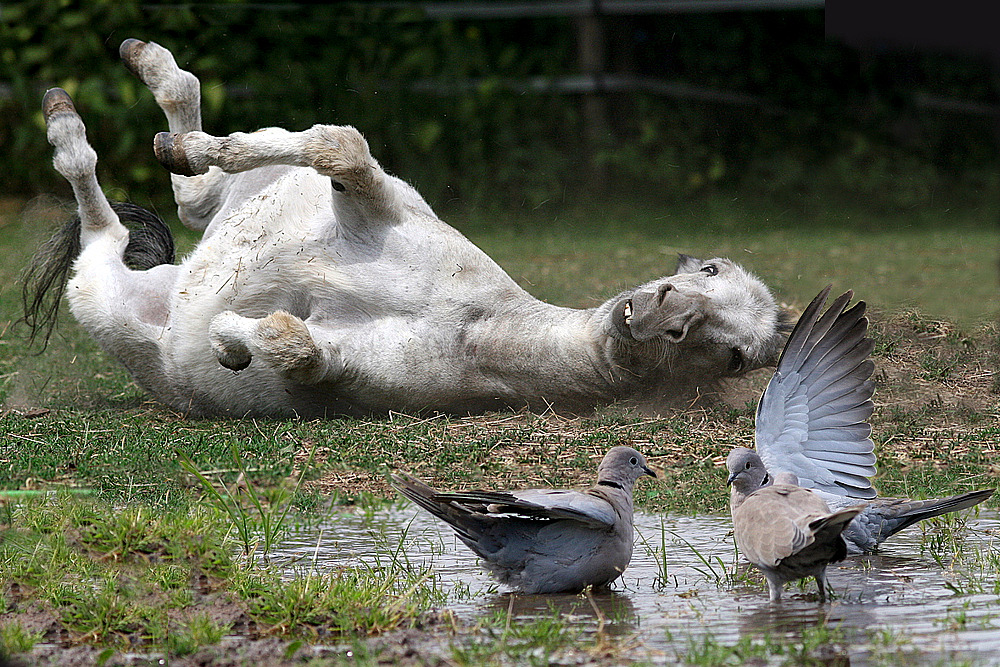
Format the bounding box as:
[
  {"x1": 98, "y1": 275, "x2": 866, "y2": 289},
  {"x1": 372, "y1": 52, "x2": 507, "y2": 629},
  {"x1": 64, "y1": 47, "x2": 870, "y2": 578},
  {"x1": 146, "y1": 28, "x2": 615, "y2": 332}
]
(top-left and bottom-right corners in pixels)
[{"x1": 674, "y1": 253, "x2": 704, "y2": 275}]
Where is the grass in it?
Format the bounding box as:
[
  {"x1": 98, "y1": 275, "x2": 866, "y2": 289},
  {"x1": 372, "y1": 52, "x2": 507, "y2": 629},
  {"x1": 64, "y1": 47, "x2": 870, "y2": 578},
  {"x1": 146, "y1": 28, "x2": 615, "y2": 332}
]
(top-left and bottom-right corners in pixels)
[
  {"x1": 671, "y1": 621, "x2": 856, "y2": 666},
  {"x1": 644, "y1": 520, "x2": 745, "y2": 590},
  {"x1": 1, "y1": 192, "x2": 998, "y2": 664},
  {"x1": 450, "y1": 196, "x2": 998, "y2": 330},
  {"x1": 178, "y1": 442, "x2": 317, "y2": 562},
  {"x1": 0, "y1": 493, "x2": 447, "y2": 658}
]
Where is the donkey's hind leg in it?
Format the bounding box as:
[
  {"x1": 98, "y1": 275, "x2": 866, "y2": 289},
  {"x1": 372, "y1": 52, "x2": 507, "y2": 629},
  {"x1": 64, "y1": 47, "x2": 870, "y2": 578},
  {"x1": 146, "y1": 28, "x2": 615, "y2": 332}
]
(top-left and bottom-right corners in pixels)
[
  {"x1": 42, "y1": 89, "x2": 174, "y2": 391},
  {"x1": 209, "y1": 311, "x2": 344, "y2": 385},
  {"x1": 120, "y1": 38, "x2": 225, "y2": 231},
  {"x1": 43, "y1": 89, "x2": 129, "y2": 248}
]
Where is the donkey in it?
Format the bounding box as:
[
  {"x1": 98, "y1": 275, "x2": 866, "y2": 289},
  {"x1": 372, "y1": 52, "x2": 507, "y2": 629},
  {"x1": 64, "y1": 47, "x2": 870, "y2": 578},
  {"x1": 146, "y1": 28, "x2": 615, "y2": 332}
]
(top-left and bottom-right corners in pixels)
[{"x1": 23, "y1": 39, "x2": 787, "y2": 418}]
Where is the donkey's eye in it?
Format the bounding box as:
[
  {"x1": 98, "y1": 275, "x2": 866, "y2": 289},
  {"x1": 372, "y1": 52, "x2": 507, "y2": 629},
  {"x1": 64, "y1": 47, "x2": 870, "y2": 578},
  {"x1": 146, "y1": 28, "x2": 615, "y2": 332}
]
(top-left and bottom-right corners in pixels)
[
  {"x1": 701, "y1": 264, "x2": 718, "y2": 276},
  {"x1": 728, "y1": 347, "x2": 745, "y2": 373}
]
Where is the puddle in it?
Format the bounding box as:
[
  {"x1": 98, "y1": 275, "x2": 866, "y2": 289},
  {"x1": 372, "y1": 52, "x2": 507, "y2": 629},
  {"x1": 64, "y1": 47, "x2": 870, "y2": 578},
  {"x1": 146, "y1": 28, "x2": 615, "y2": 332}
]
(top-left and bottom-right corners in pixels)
[{"x1": 273, "y1": 507, "x2": 1000, "y2": 664}]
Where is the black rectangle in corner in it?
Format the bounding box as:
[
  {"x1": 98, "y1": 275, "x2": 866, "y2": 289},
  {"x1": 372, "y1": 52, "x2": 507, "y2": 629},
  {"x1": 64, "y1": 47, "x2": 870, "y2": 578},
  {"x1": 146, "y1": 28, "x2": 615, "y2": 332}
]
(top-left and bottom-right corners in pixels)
[{"x1": 826, "y1": 0, "x2": 999, "y2": 57}]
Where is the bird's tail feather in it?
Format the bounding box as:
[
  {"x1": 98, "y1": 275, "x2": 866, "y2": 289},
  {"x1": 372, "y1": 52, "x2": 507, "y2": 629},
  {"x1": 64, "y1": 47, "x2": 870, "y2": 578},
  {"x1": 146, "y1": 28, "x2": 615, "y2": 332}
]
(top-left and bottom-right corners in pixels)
[
  {"x1": 809, "y1": 506, "x2": 864, "y2": 534},
  {"x1": 878, "y1": 488, "x2": 994, "y2": 538},
  {"x1": 390, "y1": 472, "x2": 488, "y2": 548}
]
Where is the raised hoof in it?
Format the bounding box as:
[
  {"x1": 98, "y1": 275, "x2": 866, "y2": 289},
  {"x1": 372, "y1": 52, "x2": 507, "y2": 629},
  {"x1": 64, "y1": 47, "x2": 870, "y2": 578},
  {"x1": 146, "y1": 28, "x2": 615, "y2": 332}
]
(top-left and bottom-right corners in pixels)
[
  {"x1": 219, "y1": 354, "x2": 252, "y2": 373},
  {"x1": 119, "y1": 38, "x2": 148, "y2": 78},
  {"x1": 154, "y1": 132, "x2": 199, "y2": 177},
  {"x1": 42, "y1": 88, "x2": 77, "y2": 121}
]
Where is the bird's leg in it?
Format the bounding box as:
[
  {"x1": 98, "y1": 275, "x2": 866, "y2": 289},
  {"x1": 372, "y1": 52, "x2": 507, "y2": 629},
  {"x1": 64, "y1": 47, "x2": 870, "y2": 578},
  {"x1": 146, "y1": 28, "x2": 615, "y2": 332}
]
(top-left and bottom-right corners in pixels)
[
  {"x1": 815, "y1": 575, "x2": 828, "y2": 602},
  {"x1": 765, "y1": 575, "x2": 784, "y2": 602}
]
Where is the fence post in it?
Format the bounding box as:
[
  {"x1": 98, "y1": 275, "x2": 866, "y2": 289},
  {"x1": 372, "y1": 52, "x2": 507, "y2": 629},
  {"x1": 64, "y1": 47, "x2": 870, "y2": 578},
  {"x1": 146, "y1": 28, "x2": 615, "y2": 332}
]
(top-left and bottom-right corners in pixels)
[{"x1": 575, "y1": 0, "x2": 609, "y2": 187}]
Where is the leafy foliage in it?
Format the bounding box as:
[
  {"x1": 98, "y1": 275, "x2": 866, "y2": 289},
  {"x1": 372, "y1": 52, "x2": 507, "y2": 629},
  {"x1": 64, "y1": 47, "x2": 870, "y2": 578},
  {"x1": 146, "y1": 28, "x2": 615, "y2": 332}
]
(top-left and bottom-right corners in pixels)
[{"x1": 3, "y1": 1, "x2": 996, "y2": 212}]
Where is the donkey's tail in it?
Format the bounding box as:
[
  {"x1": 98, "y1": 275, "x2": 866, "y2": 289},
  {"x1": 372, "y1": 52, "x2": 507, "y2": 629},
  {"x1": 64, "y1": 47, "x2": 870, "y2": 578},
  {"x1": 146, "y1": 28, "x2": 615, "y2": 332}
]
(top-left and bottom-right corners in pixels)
[{"x1": 20, "y1": 200, "x2": 175, "y2": 350}]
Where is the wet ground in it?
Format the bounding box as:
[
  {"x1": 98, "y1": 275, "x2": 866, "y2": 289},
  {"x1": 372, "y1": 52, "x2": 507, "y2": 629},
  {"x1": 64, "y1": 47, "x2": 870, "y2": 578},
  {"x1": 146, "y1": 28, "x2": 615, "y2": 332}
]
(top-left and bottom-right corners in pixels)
[{"x1": 274, "y1": 507, "x2": 1000, "y2": 665}]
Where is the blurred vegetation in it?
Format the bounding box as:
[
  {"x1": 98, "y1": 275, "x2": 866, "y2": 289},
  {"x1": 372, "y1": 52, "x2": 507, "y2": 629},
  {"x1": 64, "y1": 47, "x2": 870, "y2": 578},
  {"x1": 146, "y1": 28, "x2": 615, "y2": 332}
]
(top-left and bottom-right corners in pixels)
[{"x1": 2, "y1": 0, "x2": 998, "y2": 218}]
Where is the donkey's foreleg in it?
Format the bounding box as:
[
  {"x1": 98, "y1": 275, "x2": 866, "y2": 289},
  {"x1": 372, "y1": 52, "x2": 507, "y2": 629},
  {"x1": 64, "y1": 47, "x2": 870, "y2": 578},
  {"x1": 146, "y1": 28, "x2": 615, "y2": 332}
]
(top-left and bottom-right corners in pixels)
[
  {"x1": 209, "y1": 311, "x2": 344, "y2": 385},
  {"x1": 43, "y1": 89, "x2": 129, "y2": 249},
  {"x1": 120, "y1": 38, "x2": 225, "y2": 231},
  {"x1": 155, "y1": 125, "x2": 401, "y2": 220}
]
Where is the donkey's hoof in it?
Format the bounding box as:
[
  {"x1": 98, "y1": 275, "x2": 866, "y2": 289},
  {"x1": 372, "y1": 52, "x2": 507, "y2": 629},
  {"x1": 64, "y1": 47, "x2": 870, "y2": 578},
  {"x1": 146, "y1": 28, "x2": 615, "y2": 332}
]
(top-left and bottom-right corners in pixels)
[
  {"x1": 42, "y1": 88, "x2": 77, "y2": 121},
  {"x1": 119, "y1": 38, "x2": 148, "y2": 78},
  {"x1": 210, "y1": 332, "x2": 253, "y2": 372},
  {"x1": 154, "y1": 131, "x2": 199, "y2": 177},
  {"x1": 218, "y1": 351, "x2": 252, "y2": 372}
]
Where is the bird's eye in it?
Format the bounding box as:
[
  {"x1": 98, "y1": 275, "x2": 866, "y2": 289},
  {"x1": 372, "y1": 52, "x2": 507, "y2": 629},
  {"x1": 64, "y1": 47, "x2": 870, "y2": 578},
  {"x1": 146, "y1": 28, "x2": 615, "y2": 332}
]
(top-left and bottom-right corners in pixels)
[
  {"x1": 745, "y1": 462, "x2": 751, "y2": 470},
  {"x1": 701, "y1": 264, "x2": 718, "y2": 276},
  {"x1": 728, "y1": 347, "x2": 745, "y2": 373},
  {"x1": 629, "y1": 457, "x2": 638, "y2": 466}
]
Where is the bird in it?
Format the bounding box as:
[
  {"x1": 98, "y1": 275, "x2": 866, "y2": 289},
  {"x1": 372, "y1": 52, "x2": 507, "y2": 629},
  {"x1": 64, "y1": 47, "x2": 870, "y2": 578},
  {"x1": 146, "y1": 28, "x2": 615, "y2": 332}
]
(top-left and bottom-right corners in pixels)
[
  {"x1": 745, "y1": 286, "x2": 994, "y2": 554},
  {"x1": 727, "y1": 447, "x2": 863, "y2": 602},
  {"x1": 391, "y1": 446, "x2": 656, "y2": 594}
]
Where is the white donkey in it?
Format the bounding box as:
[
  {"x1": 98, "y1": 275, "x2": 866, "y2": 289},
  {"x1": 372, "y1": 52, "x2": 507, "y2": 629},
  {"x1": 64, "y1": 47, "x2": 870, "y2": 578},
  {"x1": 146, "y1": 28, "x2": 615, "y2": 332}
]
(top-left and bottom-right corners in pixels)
[{"x1": 24, "y1": 39, "x2": 787, "y2": 418}]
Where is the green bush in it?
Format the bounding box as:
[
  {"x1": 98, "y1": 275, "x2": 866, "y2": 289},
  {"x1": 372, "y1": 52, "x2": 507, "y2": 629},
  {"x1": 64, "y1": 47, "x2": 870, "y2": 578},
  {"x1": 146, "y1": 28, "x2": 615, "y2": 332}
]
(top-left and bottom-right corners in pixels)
[{"x1": 2, "y1": 1, "x2": 996, "y2": 214}]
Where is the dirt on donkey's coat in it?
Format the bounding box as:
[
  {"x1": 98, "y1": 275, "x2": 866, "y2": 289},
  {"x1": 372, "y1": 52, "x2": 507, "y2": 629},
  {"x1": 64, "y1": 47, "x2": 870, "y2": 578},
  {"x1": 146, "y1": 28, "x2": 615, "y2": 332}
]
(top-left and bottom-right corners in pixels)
[{"x1": 24, "y1": 39, "x2": 787, "y2": 418}]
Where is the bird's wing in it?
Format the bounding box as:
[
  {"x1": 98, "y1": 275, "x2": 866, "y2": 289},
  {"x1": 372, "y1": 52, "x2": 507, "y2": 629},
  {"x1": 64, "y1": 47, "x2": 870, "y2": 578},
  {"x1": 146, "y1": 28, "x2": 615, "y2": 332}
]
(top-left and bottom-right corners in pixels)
[
  {"x1": 435, "y1": 488, "x2": 617, "y2": 528},
  {"x1": 755, "y1": 287, "x2": 878, "y2": 499},
  {"x1": 734, "y1": 486, "x2": 822, "y2": 567}
]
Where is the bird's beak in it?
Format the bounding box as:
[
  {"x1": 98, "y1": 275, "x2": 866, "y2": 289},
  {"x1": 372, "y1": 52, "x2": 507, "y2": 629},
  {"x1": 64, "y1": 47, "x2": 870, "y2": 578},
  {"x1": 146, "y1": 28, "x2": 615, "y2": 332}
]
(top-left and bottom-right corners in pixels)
[
  {"x1": 644, "y1": 465, "x2": 657, "y2": 479},
  {"x1": 726, "y1": 470, "x2": 739, "y2": 486}
]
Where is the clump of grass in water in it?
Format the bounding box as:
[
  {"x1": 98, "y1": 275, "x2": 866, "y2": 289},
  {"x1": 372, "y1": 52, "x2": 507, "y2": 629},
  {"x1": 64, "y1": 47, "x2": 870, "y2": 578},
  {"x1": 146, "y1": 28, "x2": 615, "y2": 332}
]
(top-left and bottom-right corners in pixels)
[
  {"x1": 450, "y1": 589, "x2": 640, "y2": 666},
  {"x1": 178, "y1": 442, "x2": 316, "y2": 565},
  {"x1": 0, "y1": 622, "x2": 44, "y2": 658},
  {"x1": 233, "y1": 559, "x2": 446, "y2": 637},
  {"x1": 677, "y1": 622, "x2": 850, "y2": 665},
  {"x1": 645, "y1": 518, "x2": 744, "y2": 589},
  {"x1": 929, "y1": 519, "x2": 1000, "y2": 597},
  {"x1": 47, "y1": 573, "x2": 138, "y2": 644},
  {"x1": 865, "y1": 627, "x2": 921, "y2": 664},
  {"x1": 920, "y1": 513, "x2": 974, "y2": 564},
  {"x1": 451, "y1": 602, "x2": 581, "y2": 666},
  {"x1": 166, "y1": 612, "x2": 230, "y2": 656}
]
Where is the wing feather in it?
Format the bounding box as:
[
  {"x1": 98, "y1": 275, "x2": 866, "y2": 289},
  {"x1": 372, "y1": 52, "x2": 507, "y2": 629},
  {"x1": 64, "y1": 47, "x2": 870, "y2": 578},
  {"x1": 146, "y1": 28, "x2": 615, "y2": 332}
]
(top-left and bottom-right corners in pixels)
[
  {"x1": 435, "y1": 488, "x2": 617, "y2": 528},
  {"x1": 756, "y1": 288, "x2": 878, "y2": 500},
  {"x1": 802, "y1": 439, "x2": 876, "y2": 456},
  {"x1": 807, "y1": 381, "x2": 875, "y2": 419}
]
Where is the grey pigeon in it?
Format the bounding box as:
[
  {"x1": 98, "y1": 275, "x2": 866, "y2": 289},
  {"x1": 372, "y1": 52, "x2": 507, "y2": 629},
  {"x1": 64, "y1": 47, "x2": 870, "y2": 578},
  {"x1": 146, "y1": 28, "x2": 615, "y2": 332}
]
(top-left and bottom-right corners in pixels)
[
  {"x1": 750, "y1": 286, "x2": 994, "y2": 553},
  {"x1": 391, "y1": 446, "x2": 656, "y2": 594},
  {"x1": 727, "y1": 447, "x2": 863, "y2": 602}
]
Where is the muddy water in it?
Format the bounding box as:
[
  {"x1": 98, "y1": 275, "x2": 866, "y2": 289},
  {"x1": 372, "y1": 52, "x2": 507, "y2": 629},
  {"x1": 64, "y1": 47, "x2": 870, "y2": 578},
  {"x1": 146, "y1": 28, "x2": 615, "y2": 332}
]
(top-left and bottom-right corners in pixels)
[{"x1": 274, "y1": 508, "x2": 1000, "y2": 664}]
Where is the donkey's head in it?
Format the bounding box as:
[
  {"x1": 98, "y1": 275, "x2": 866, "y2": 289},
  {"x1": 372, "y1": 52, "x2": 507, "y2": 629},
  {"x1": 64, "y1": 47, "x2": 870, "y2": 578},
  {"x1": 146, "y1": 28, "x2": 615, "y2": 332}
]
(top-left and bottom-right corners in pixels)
[{"x1": 603, "y1": 254, "x2": 788, "y2": 382}]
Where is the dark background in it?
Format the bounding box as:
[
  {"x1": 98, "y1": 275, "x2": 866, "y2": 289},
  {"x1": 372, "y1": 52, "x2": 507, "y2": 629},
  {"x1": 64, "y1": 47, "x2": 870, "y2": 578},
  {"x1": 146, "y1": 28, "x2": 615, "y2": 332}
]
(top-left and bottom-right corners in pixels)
[{"x1": 2, "y1": 0, "x2": 998, "y2": 225}]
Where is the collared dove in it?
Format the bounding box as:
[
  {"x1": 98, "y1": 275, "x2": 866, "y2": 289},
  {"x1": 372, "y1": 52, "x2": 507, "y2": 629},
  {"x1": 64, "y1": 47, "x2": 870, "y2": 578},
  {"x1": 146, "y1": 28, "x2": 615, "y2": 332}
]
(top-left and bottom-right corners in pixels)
[
  {"x1": 391, "y1": 446, "x2": 656, "y2": 594},
  {"x1": 727, "y1": 447, "x2": 863, "y2": 601},
  {"x1": 748, "y1": 286, "x2": 994, "y2": 553}
]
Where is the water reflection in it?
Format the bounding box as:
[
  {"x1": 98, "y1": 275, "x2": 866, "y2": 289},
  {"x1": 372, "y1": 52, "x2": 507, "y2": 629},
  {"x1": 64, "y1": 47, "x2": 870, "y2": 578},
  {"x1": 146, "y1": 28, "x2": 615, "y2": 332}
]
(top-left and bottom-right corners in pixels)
[
  {"x1": 274, "y1": 507, "x2": 1000, "y2": 663},
  {"x1": 481, "y1": 590, "x2": 639, "y2": 637}
]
